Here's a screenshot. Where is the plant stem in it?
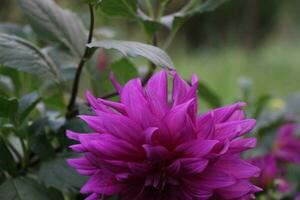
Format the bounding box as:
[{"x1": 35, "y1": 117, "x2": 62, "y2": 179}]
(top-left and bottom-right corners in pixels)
[
  {"x1": 145, "y1": 0, "x2": 155, "y2": 18},
  {"x1": 66, "y1": 3, "x2": 95, "y2": 118}
]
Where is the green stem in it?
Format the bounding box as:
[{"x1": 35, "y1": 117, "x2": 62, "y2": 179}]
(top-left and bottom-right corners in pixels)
[
  {"x1": 20, "y1": 138, "x2": 28, "y2": 168},
  {"x1": 145, "y1": 0, "x2": 155, "y2": 18},
  {"x1": 66, "y1": 3, "x2": 95, "y2": 118}
]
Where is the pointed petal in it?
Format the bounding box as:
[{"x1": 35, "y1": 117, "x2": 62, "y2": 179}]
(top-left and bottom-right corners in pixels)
[
  {"x1": 164, "y1": 99, "x2": 194, "y2": 134},
  {"x1": 174, "y1": 139, "x2": 219, "y2": 158},
  {"x1": 145, "y1": 70, "x2": 169, "y2": 117},
  {"x1": 110, "y1": 72, "x2": 122, "y2": 93}
]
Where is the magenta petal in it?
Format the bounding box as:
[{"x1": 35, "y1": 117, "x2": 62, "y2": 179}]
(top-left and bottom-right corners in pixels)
[
  {"x1": 145, "y1": 70, "x2": 169, "y2": 117},
  {"x1": 228, "y1": 137, "x2": 257, "y2": 153},
  {"x1": 196, "y1": 113, "x2": 215, "y2": 139},
  {"x1": 164, "y1": 99, "x2": 193, "y2": 134},
  {"x1": 215, "y1": 119, "x2": 256, "y2": 140},
  {"x1": 85, "y1": 193, "x2": 100, "y2": 200},
  {"x1": 81, "y1": 172, "x2": 123, "y2": 195},
  {"x1": 216, "y1": 180, "x2": 259, "y2": 199},
  {"x1": 172, "y1": 73, "x2": 190, "y2": 106},
  {"x1": 197, "y1": 168, "x2": 236, "y2": 189},
  {"x1": 143, "y1": 144, "x2": 172, "y2": 161},
  {"x1": 215, "y1": 156, "x2": 260, "y2": 178},
  {"x1": 180, "y1": 158, "x2": 208, "y2": 174},
  {"x1": 110, "y1": 72, "x2": 122, "y2": 93},
  {"x1": 174, "y1": 139, "x2": 219, "y2": 157},
  {"x1": 212, "y1": 102, "x2": 247, "y2": 123}
]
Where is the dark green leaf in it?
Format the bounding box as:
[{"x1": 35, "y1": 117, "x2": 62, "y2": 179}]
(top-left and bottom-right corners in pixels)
[
  {"x1": 0, "y1": 96, "x2": 18, "y2": 119},
  {"x1": 198, "y1": 81, "x2": 222, "y2": 108},
  {"x1": 98, "y1": 0, "x2": 138, "y2": 19},
  {"x1": 18, "y1": 92, "x2": 41, "y2": 123},
  {"x1": 0, "y1": 23, "x2": 29, "y2": 38},
  {"x1": 0, "y1": 177, "x2": 61, "y2": 200},
  {"x1": 38, "y1": 157, "x2": 87, "y2": 193},
  {"x1": 161, "y1": 0, "x2": 230, "y2": 29},
  {"x1": 0, "y1": 138, "x2": 16, "y2": 174},
  {"x1": 28, "y1": 117, "x2": 54, "y2": 158},
  {"x1": 0, "y1": 34, "x2": 59, "y2": 80},
  {"x1": 88, "y1": 40, "x2": 174, "y2": 69},
  {"x1": 17, "y1": 0, "x2": 87, "y2": 57},
  {"x1": 0, "y1": 75, "x2": 14, "y2": 96},
  {"x1": 111, "y1": 58, "x2": 138, "y2": 84},
  {"x1": 188, "y1": 0, "x2": 230, "y2": 15}
]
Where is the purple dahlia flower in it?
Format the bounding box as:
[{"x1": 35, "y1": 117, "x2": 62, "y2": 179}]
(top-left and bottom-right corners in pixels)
[
  {"x1": 249, "y1": 154, "x2": 291, "y2": 192},
  {"x1": 67, "y1": 71, "x2": 261, "y2": 200},
  {"x1": 274, "y1": 123, "x2": 300, "y2": 163}
]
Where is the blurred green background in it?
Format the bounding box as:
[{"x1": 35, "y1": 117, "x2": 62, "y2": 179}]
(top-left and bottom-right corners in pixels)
[{"x1": 1, "y1": 0, "x2": 300, "y2": 103}]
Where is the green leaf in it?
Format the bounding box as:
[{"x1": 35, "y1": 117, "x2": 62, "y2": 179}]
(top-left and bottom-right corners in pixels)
[
  {"x1": 17, "y1": 92, "x2": 41, "y2": 123},
  {"x1": 38, "y1": 156, "x2": 87, "y2": 193},
  {"x1": 0, "y1": 23, "x2": 29, "y2": 38},
  {"x1": 198, "y1": 81, "x2": 222, "y2": 108},
  {"x1": 29, "y1": 117, "x2": 54, "y2": 159},
  {"x1": 0, "y1": 137, "x2": 16, "y2": 174},
  {"x1": 187, "y1": 0, "x2": 230, "y2": 15},
  {"x1": 111, "y1": 58, "x2": 138, "y2": 84},
  {"x1": 0, "y1": 96, "x2": 18, "y2": 119},
  {"x1": 17, "y1": 0, "x2": 87, "y2": 57},
  {"x1": 0, "y1": 34, "x2": 59, "y2": 81},
  {"x1": 88, "y1": 40, "x2": 174, "y2": 69},
  {"x1": 0, "y1": 177, "x2": 62, "y2": 200},
  {"x1": 161, "y1": 0, "x2": 230, "y2": 29},
  {"x1": 98, "y1": 0, "x2": 138, "y2": 19}
]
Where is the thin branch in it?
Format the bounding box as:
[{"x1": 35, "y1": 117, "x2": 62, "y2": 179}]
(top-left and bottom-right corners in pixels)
[{"x1": 66, "y1": 3, "x2": 95, "y2": 118}]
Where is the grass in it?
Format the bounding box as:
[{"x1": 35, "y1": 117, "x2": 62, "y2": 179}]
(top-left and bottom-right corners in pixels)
[{"x1": 171, "y1": 39, "x2": 300, "y2": 104}]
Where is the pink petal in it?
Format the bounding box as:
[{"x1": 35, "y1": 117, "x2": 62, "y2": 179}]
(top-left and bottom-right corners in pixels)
[{"x1": 145, "y1": 70, "x2": 169, "y2": 117}]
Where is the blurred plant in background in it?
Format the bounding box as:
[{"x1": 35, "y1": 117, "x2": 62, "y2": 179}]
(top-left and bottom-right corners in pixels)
[{"x1": 0, "y1": 0, "x2": 299, "y2": 199}]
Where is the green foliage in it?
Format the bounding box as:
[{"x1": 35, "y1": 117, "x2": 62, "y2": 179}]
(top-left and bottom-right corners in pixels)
[
  {"x1": 0, "y1": 34, "x2": 59, "y2": 81},
  {"x1": 38, "y1": 156, "x2": 86, "y2": 193},
  {"x1": 0, "y1": 96, "x2": 18, "y2": 119},
  {"x1": 17, "y1": 0, "x2": 87, "y2": 58},
  {"x1": 88, "y1": 40, "x2": 174, "y2": 69},
  {"x1": 0, "y1": 177, "x2": 63, "y2": 200},
  {"x1": 0, "y1": 138, "x2": 16, "y2": 175},
  {"x1": 98, "y1": 0, "x2": 138, "y2": 19},
  {"x1": 111, "y1": 58, "x2": 138, "y2": 84}
]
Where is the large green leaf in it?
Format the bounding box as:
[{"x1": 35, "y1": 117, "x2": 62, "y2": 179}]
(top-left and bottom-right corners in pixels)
[
  {"x1": 161, "y1": 0, "x2": 230, "y2": 29},
  {"x1": 0, "y1": 96, "x2": 18, "y2": 119},
  {"x1": 0, "y1": 177, "x2": 62, "y2": 200},
  {"x1": 38, "y1": 156, "x2": 86, "y2": 193},
  {"x1": 88, "y1": 40, "x2": 174, "y2": 69},
  {"x1": 98, "y1": 0, "x2": 138, "y2": 19},
  {"x1": 0, "y1": 34, "x2": 58, "y2": 80},
  {"x1": 17, "y1": 0, "x2": 87, "y2": 57},
  {"x1": 111, "y1": 58, "x2": 138, "y2": 84},
  {"x1": 17, "y1": 92, "x2": 42, "y2": 123},
  {"x1": 187, "y1": 0, "x2": 231, "y2": 15},
  {"x1": 28, "y1": 117, "x2": 55, "y2": 159},
  {"x1": 0, "y1": 138, "x2": 16, "y2": 174}
]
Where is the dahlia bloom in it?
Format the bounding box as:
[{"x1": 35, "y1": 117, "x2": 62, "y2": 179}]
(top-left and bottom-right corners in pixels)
[
  {"x1": 274, "y1": 123, "x2": 300, "y2": 163},
  {"x1": 249, "y1": 154, "x2": 291, "y2": 193},
  {"x1": 67, "y1": 71, "x2": 261, "y2": 200},
  {"x1": 249, "y1": 154, "x2": 277, "y2": 189}
]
